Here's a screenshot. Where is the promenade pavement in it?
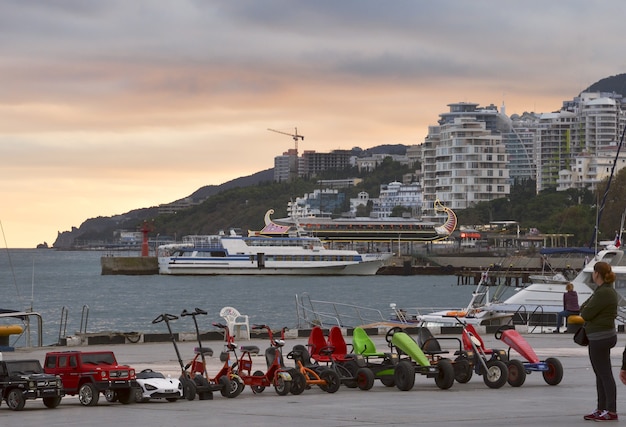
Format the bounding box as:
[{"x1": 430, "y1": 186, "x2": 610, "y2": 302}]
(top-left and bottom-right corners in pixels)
[{"x1": 1, "y1": 331, "x2": 625, "y2": 426}]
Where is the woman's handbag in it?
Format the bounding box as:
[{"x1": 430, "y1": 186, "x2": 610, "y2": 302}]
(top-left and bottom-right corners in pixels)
[{"x1": 573, "y1": 325, "x2": 589, "y2": 346}]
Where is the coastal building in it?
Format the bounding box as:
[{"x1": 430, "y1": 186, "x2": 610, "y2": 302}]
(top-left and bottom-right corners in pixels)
[
  {"x1": 286, "y1": 189, "x2": 346, "y2": 218},
  {"x1": 504, "y1": 113, "x2": 539, "y2": 184},
  {"x1": 273, "y1": 148, "x2": 299, "y2": 182},
  {"x1": 421, "y1": 104, "x2": 510, "y2": 221},
  {"x1": 557, "y1": 145, "x2": 626, "y2": 192},
  {"x1": 370, "y1": 181, "x2": 422, "y2": 218}
]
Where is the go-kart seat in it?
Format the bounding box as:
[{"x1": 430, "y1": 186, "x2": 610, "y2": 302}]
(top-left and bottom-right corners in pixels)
[
  {"x1": 308, "y1": 326, "x2": 331, "y2": 363},
  {"x1": 290, "y1": 344, "x2": 318, "y2": 367},
  {"x1": 328, "y1": 326, "x2": 352, "y2": 362},
  {"x1": 352, "y1": 327, "x2": 385, "y2": 357},
  {"x1": 417, "y1": 327, "x2": 447, "y2": 355}
]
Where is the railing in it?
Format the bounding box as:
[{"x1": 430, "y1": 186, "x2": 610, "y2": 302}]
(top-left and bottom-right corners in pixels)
[
  {"x1": 295, "y1": 293, "x2": 387, "y2": 328},
  {"x1": 58, "y1": 305, "x2": 90, "y2": 345},
  {"x1": 0, "y1": 310, "x2": 43, "y2": 347}
]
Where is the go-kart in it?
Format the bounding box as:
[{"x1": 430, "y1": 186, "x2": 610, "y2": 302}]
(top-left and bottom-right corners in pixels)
[
  {"x1": 494, "y1": 325, "x2": 563, "y2": 386},
  {"x1": 455, "y1": 319, "x2": 509, "y2": 389},
  {"x1": 286, "y1": 344, "x2": 341, "y2": 394},
  {"x1": 134, "y1": 369, "x2": 182, "y2": 402},
  {"x1": 382, "y1": 327, "x2": 455, "y2": 390},
  {"x1": 306, "y1": 326, "x2": 375, "y2": 391},
  {"x1": 346, "y1": 326, "x2": 453, "y2": 391}
]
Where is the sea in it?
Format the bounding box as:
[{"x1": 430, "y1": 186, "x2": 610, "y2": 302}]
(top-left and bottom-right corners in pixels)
[{"x1": 0, "y1": 249, "x2": 478, "y2": 347}]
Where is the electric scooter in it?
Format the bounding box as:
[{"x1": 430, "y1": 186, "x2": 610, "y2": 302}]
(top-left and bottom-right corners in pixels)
[{"x1": 152, "y1": 313, "x2": 213, "y2": 400}]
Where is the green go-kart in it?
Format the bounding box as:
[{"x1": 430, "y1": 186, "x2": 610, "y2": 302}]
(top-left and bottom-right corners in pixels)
[{"x1": 351, "y1": 326, "x2": 454, "y2": 391}]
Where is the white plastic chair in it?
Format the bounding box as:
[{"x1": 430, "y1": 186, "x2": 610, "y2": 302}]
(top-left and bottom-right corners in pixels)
[{"x1": 219, "y1": 306, "x2": 250, "y2": 340}]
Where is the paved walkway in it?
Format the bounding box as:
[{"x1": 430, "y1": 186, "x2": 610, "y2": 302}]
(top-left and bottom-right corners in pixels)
[{"x1": 1, "y1": 331, "x2": 624, "y2": 426}]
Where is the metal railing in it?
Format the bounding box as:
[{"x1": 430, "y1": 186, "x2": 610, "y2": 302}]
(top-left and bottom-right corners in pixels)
[{"x1": 295, "y1": 293, "x2": 387, "y2": 328}]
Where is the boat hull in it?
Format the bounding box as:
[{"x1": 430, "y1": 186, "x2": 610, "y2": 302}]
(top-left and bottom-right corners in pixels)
[{"x1": 158, "y1": 258, "x2": 387, "y2": 275}]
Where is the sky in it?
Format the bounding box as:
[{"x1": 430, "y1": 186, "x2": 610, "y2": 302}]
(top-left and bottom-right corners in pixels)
[{"x1": 1, "y1": 0, "x2": 625, "y2": 248}]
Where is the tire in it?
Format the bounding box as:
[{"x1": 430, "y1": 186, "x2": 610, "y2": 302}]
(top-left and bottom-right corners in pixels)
[
  {"x1": 218, "y1": 375, "x2": 233, "y2": 398},
  {"x1": 117, "y1": 389, "x2": 134, "y2": 404},
  {"x1": 273, "y1": 374, "x2": 291, "y2": 396},
  {"x1": 356, "y1": 367, "x2": 375, "y2": 391},
  {"x1": 289, "y1": 370, "x2": 307, "y2": 395},
  {"x1": 43, "y1": 396, "x2": 62, "y2": 409},
  {"x1": 319, "y1": 369, "x2": 341, "y2": 393},
  {"x1": 194, "y1": 376, "x2": 213, "y2": 400},
  {"x1": 230, "y1": 377, "x2": 245, "y2": 398},
  {"x1": 6, "y1": 389, "x2": 26, "y2": 411},
  {"x1": 483, "y1": 360, "x2": 508, "y2": 389},
  {"x1": 380, "y1": 376, "x2": 395, "y2": 387},
  {"x1": 507, "y1": 359, "x2": 527, "y2": 387},
  {"x1": 435, "y1": 359, "x2": 455, "y2": 390},
  {"x1": 542, "y1": 357, "x2": 564, "y2": 386},
  {"x1": 394, "y1": 361, "x2": 416, "y2": 391},
  {"x1": 104, "y1": 389, "x2": 118, "y2": 402},
  {"x1": 180, "y1": 377, "x2": 197, "y2": 401},
  {"x1": 79, "y1": 382, "x2": 100, "y2": 406},
  {"x1": 251, "y1": 370, "x2": 266, "y2": 394},
  {"x1": 454, "y1": 359, "x2": 473, "y2": 383},
  {"x1": 134, "y1": 387, "x2": 147, "y2": 403},
  {"x1": 342, "y1": 360, "x2": 359, "y2": 376}
]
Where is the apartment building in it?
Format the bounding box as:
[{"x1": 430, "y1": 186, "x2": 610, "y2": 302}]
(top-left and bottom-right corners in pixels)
[{"x1": 421, "y1": 105, "x2": 510, "y2": 221}]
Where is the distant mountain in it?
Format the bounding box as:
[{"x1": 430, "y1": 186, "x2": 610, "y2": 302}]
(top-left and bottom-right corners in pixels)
[{"x1": 584, "y1": 73, "x2": 626, "y2": 97}]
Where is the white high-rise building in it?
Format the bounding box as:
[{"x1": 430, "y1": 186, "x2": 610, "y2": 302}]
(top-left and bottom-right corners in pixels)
[{"x1": 422, "y1": 112, "x2": 510, "y2": 220}]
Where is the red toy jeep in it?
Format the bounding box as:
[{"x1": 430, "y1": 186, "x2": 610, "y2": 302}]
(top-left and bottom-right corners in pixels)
[{"x1": 44, "y1": 350, "x2": 138, "y2": 406}]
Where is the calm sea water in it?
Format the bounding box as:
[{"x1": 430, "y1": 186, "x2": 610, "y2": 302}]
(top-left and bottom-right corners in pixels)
[{"x1": 0, "y1": 249, "x2": 476, "y2": 346}]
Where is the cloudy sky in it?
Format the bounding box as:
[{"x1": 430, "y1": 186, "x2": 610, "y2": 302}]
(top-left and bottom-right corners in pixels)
[{"x1": 1, "y1": 1, "x2": 625, "y2": 248}]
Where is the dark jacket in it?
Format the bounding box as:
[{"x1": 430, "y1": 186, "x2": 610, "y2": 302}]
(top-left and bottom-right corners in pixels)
[
  {"x1": 563, "y1": 290, "x2": 580, "y2": 312},
  {"x1": 580, "y1": 284, "x2": 618, "y2": 336}
]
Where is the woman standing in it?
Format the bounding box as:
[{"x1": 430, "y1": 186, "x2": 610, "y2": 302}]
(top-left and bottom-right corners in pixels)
[{"x1": 581, "y1": 261, "x2": 618, "y2": 421}]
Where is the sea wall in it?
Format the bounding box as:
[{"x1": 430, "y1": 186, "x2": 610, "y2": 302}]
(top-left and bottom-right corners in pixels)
[{"x1": 100, "y1": 256, "x2": 158, "y2": 275}]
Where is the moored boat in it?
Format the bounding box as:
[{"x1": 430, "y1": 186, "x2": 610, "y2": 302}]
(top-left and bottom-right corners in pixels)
[{"x1": 157, "y1": 211, "x2": 393, "y2": 275}]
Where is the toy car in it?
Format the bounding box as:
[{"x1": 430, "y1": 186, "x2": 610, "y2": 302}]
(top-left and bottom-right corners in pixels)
[{"x1": 134, "y1": 369, "x2": 182, "y2": 402}]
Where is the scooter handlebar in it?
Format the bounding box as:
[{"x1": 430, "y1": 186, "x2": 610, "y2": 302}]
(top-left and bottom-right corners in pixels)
[{"x1": 152, "y1": 313, "x2": 178, "y2": 324}]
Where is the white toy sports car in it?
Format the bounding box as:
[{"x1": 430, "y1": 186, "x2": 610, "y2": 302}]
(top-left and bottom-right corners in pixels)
[{"x1": 135, "y1": 369, "x2": 182, "y2": 402}]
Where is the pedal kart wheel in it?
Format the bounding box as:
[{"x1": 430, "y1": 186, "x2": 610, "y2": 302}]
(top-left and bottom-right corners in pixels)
[
  {"x1": 435, "y1": 358, "x2": 455, "y2": 390},
  {"x1": 542, "y1": 357, "x2": 563, "y2": 386},
  {"x1": 507, "y1": 359, "x2": 527, "y2": 387},
  {"x1": 319, "y1": 369, "x2": 341, "y2": 393},
  {"x1": 379, "y1": 376, "x2": 395, "y2": 387},
  {"x1": 483, "y1": 360, "x2": 508, "y2": 389},
  {"x1": 289, "y1": 370, "x2": 307, "y2": 395},
  {"x1": 356, "y1": 367, "x2": 375, "y2": 390},
  {"x1": 394, "y1": 360, "x2": 416, "y2": 391},
  {"x1": 337, "y1": 362, "x2": 358, "y2": 388},
  {"x1": 453, "y1": 359, "x2": 473, "y2": 383}
]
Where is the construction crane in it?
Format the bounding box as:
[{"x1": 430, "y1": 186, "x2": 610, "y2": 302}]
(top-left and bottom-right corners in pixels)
[{"x1": 268, "y1": 127, "x2": 304, "y2": 154}]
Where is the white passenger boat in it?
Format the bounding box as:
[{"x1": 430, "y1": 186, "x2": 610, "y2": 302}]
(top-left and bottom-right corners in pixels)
[{"x1": 157, "y1": 211, "x2": 392, "y2": 275}]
